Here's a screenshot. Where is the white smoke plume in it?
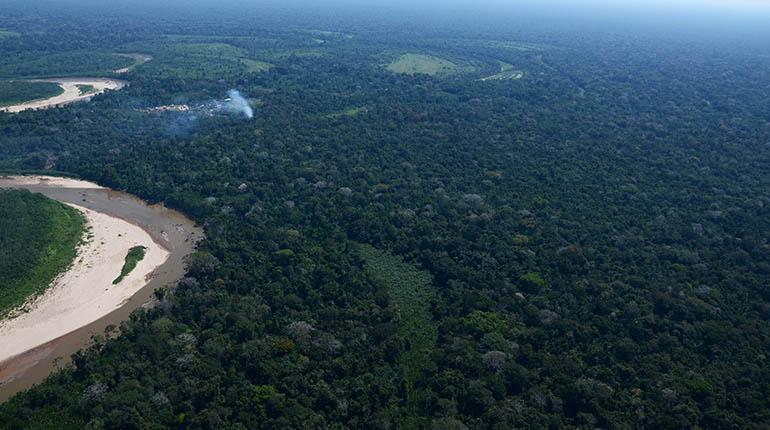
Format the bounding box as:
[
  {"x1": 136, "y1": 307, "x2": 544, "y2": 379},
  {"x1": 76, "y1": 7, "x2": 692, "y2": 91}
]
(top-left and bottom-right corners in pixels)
[
  {"x1": 225, "y1": 89, "x2": 253, "y2": 119},
  {"x1": 142, "y1": 90, "x2": 254, "y2": 135}
]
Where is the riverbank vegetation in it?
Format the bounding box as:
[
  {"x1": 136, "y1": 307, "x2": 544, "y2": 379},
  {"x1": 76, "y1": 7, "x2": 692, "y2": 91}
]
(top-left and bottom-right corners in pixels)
[
  {"x1": 0, "y1": 81, "x2": 63, "y2": 107},
  {"x1": 0, "y1": 189, "x2": 84, "y2": 317},
  {"x1": 75, "y1": 84, "x2": 96, "y2": 95},
  {"x1": 112, "y1": 246, "x2": 147, "y2": 285}
]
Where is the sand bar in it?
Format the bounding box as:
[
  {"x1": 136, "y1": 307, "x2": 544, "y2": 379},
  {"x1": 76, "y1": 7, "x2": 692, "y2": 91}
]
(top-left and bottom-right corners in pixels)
[
  {"x1": 0, "y1": 78, "x2": 126, "y2": 113},
  {"x1": 0, "y1": 202, "x2": 170, "y2": 363},
  {"x1": 0, "y1": 175, "x2": 104, "y2": 189},
  {"x1": 0, "y1": 176, "x2": 202, "y2": 401}
]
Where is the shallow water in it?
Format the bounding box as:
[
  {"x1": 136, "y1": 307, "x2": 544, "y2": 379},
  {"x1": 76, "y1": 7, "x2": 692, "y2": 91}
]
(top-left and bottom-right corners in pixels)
[{"x1": 0, "y1": 179, "x2": 203, "y2": 402}]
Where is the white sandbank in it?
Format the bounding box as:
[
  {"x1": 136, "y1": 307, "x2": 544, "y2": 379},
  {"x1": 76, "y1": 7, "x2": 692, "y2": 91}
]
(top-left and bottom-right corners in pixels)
[
  {"x1": 0, "y1": 78, "x2": 126, "y2": 113},
  {"x1": 0, "y1": 175, "x2": 104, "y2": 189},
  {"x1": 0, "y1": 202, "x2": 169, "y2": 364}
]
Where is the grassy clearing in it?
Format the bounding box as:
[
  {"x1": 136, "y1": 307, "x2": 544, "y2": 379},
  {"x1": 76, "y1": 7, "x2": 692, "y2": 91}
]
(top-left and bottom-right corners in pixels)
[
  {"x1": 0, "y1": 189, "x2": 85, "y2": 318},
  {"x1": 113, "y1": 246, "x2": 147, "y2": 285},
  {"x1": 0, "y1": 81, "x2": 64, "y2": 107},
  {"x1": 358, "y1": 244, "x2": 437, "y2": 403},
  {"x1": 241, "y1": 58, "x2": 273, "y2": 73},
  {"x1": 386, "y1": 53, "x2": 460, "y2": 76}
]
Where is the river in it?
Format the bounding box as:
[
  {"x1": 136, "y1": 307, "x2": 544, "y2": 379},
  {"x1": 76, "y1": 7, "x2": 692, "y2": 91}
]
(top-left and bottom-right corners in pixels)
[{"x1": 0, "y1": 176, "x2": 203, "y2": 402}]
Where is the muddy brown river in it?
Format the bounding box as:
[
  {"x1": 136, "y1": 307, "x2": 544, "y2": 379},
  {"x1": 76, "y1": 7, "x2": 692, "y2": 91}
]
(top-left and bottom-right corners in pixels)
[{"x1": 0, "y1": 178, "x2": 203, "y2": 402}]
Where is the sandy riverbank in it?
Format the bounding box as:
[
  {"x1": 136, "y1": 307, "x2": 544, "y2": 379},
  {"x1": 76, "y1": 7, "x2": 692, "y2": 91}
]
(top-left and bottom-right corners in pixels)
[
  {"x1": 0, "y1": 175, "x2": 104, "y2": 189},
  {"x1": 0, "y1": 202, "x2": 169, "y2": 364},
  {"x1": 0, "y1": 176, "x2": 202, "y2": 401},
  {"x1": 0, "y1": 78, "x2": 126, "y2": 113}
]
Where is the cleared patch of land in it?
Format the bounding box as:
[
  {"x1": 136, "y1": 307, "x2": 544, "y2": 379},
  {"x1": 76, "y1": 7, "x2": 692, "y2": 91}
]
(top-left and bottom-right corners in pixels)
[
  {"x1": 113, "y1": 53, "x2": 153, "y2": 74},
  {"x1": 386, "y1": 53, "x2": 460, "y2": 76},
  {"x1": 0, "y1": 190, "x2": 84, "y2": 318},
  {"x1": 241, "y1": 58, "x2": 273, "y2": 73},
  {"x1": 0, "y1": 78, "x2": 126, "y2": 113},
  {"x1": 0, "y1": 196, "x2": 170, "y2": 364},
  {"x1": 479, "y1": 61, "x2": 525, "y2": 81},
  {"x1": 0, "y1": 81, "x2": 64, "y2": 107}
]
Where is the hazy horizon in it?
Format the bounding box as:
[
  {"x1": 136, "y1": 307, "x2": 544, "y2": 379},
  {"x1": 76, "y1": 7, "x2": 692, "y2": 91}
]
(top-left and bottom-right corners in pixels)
[{"x1": 4, "y1": 0, "x2": 770, "y2": 41}]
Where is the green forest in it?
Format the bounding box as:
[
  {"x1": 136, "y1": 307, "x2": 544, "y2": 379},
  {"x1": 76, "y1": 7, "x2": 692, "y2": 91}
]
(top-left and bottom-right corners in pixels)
[
  {"x1": 0, "y1": 1, "x2": 769, "y2": 429},
  {"x1": 0, "y1": 189, "x2": 84, "y2": 317}
]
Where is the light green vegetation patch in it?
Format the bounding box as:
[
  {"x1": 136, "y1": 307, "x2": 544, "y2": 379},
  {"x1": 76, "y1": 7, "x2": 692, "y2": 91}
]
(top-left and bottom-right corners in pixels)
[
  {"x1": 113, "y1": 53, "x2": 153, "y2": 72},
  {"x1": 326, "y1": 106, "x2": 368, "y2": 119},
  {"x1": 241, "y1": 58, "x2": 273, "y2": 73},
  {"x1": 0, "y1": 189, "x2": 85, "y2": 318},
  {"x1": 358, "y1": 244, "x2": 437, "y2": 405},
  {"x1": 0, "y1": 81, "x2": 64, "y2": 107},
  {"x1": 386, "y1": 53, "x2": 461, "y2": 76},
  {"x1": 113, "y1": 246, "x2": 147, "y2": 285},
  {"x1": 76, "y1": 84, "x2": 96, "y2": 95}
]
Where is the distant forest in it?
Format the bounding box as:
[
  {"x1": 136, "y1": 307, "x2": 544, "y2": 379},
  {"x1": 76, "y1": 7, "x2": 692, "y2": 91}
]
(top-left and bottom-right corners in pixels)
[{"x1": 0, "y1": 3, "x2": 769, "y2": 429}]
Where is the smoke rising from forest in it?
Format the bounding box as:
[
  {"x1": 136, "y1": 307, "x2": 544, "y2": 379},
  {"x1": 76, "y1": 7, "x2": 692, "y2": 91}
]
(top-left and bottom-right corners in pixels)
[{"x1": 223, "y1": 90, "x2": 253, "y2": 119}]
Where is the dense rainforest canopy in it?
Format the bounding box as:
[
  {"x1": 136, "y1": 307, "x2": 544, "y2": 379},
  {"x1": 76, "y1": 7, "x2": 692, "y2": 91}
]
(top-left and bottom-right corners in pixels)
[{"x1": 0, "y1": 2, "x2": 769, "y2": 429}]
